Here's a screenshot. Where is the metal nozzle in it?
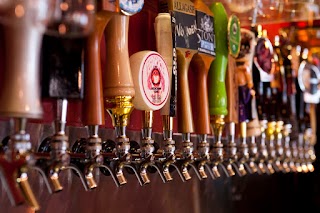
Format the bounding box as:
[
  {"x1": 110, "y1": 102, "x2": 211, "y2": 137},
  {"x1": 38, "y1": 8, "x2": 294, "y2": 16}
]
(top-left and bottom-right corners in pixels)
[
  {"x1": 18, "y1": 172, "x2": 40, "y2": 211},
  {"x1": 116, "y1": 166, "x2": 127, "y2": 186},
  {"x1": 182, "y1": 165, "x2": 191, "y2": 181},
  {"x1": 49, "y1": 171, "x2": 63, "y2": 192},
  {"x1": 198, "y1": 164, "x2": 208, "y2": 179},
  {"x1": 226, "y1": 164, "x2": 235, "y2": 176},
  {"x1": 307, "y1": 163, "x2": 314, "y2": 172},
  {"x1": 258, "y1": 162, "x2": 266, "y2": 174},
  {"x1": 249, "y1": 161, "x2": 258, "y2": 173},
  {"x1": 238, "y1": 163, "x2": 247, "y2": 176},
  {"x1": 85, "y1": 172, "x2": 98, "y2": 189},
  {"x1": 212, "y1": 165, "x2": 221, "y2": 178},
  {"x1": 140, "y1": 167, "x2": 151, "y2": 185},
  {"x1": 267, "y1": 163, "x2": 275, "y2": 174},
  {"x1": 163, "y1": 166, "x2": 173, "y2": 182}
]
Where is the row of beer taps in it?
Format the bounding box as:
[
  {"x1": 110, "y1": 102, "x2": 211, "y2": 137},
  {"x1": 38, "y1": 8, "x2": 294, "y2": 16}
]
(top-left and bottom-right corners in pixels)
[{"x1": 0, "y1": 0, "x2": 318, "y2": 210}]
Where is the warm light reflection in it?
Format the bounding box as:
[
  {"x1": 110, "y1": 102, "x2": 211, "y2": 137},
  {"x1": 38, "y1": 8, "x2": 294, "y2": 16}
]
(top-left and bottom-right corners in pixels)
[
  {"x1": 58, "y1": 24, "x2": 67, "y2": 34},
  {"x1": 297, "y1": 166, "x2": 302, "y2": 172},
  {"x1": 60, "y1": 2, "x2": 69, "y2": 11},
  {"x1": 86, "y1": 4, "x2": 95, "y2": 11},
  {"x1": 25, "y1": 105, "x2": 30, "y2": 112},
  {"x1": 78, "y1": 70, "x2": 82, "y2": 90},
  {"x1": 15, "y1": 4, "x2": 25, "y2": 18},
  {"x1": 302, "y1": 164, "x2": 308, "y2": 173},
  {"x1": 308, "y1": 164, "x2": 314, "y2": 172}
]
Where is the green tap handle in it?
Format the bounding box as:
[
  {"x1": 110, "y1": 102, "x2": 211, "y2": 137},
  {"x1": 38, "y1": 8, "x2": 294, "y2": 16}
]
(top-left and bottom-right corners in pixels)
[{"x1": 208, "y1": 3, "x2": 228, "y2": 116}]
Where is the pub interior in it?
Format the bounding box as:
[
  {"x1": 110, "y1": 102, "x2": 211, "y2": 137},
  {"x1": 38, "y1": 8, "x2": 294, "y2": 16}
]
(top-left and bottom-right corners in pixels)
[{"x1": 0, "y1": 0, "x2": 319, "y2": 212}]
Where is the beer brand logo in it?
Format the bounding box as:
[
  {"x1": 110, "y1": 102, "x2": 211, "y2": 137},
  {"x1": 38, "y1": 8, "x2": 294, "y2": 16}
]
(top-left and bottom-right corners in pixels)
[
  {"x1": 141, "y1": 53, "x2": 169, "y2": 107},
  {"x1": 185, "y1": 50, "x2": 191, "y2": 58}
]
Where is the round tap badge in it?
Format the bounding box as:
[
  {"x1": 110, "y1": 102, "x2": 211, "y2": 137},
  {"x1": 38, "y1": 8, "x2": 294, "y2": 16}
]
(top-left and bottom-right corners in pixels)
[
  {"x1": 298, "y1": 60, "x2": 320, "y2": 104},
  {"x1": 120, "y1": 0, "x2": 144, "y2": 15},
  {"x1": 141, "y1": 53, "x2": 169, "y2": 109},
  {"x1": 228, "y1": 15, "x2": 241, "y2": 58}
]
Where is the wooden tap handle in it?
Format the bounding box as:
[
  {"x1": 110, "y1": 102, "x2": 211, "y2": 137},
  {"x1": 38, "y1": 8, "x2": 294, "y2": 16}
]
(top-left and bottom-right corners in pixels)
[
  {"x1": 155, "y1": 13, "x2": 174, "y2": 116},
  {"x1": 191, "y1": 54, "x2": 212, "y2": 134},
  {"x1": 190, "y1": 0, "x2": 215, "y2": 135},
  {"x1": 103, "y1": 14, "x2": 135, "y2": 98},
  {"x1": 177, "y1": 48, "x2": 197, "y2": 133},
  {"x1": 208, "y1": 3, "x2": 228, "y2": 116},
  {"x1": 225, "y1": 55, "x2": 238, "y2": 123},
  {"x1": 0, "y1": 25, "x2": 43, "y2": 119},
  {"x1": 83, "y1": 12, "x2": 112, "y2": 126}
]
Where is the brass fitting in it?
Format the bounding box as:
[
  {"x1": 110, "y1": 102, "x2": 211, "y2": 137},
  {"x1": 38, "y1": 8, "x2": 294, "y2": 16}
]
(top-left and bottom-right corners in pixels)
[
  {"x1": 106, "y1": 96, "x2": 134, "y2": 128},
  {"x1": 211, "y1": 115, "x2": 225, "y2": 144}
]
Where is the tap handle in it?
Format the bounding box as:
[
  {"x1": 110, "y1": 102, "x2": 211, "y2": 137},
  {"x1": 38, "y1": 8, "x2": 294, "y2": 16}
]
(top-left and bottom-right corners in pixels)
[
  {"x1": 164, "y1": 0, "x2": 198, "y2": 133},
  {"x1": 103, "y1": 14, "x2": 135, "y2": 99},
  {"x1": 103, "y1": 14, "x2": 135, "y2": 130},
  {"x1": 83, "y1": 12, "x2": 113, "y2": 126},
  {"x1": 155, "y1": 13, "x2": 177, "y2": 117},
  {"x1": 41, "y1": 35, "x2": 85, "y2": 100},
  {"x1": 177, "y1": 48, "x2": 197, "y2": 133},
  {"x1": 0, "y1": 20, "x2": 43, "y2": 119},
  {"x1": 130, "y1": 51, "x2": 170, "y2": 111},
  {"x1": 208, "y1": 3, "x2": 228, "y2": 117},
  {"x1": 225, "y1": 56, "x2": 238, "y2": 124},
  {"x1": 190, "y1": 0, "x2": 215, "y2": 135}
]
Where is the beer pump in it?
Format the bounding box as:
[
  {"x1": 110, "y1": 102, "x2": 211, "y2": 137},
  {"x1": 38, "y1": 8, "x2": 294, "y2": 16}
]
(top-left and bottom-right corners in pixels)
[
  {"x1": 38, "y1": 0, "x2": 95, "y2": 192},
  {"x1": 297, "y1": 51, "x2": 319, "y2": 173},
  {"x1": 71, "y1": 2, "x2": 121, "y2": 189},
  {"x1": 102, "y1": 0, "x2": 144, "y2": 185},
  {"x1": 190, "y1": 0, "x2": 216, "y2": 179},
  {"x1": 234, "y1": 27, "x2": 259, "y2": 176},
  {"x1": 130, "y1": 50, "x2": 170, "y2": 184},
  {"x1": 252, "y1": 27, "x2": 275, "y2": 175},
  {"x1": 208, "y1": 3, "x2": 236, "y2": 178},
  {"x1": 154, "y1": 13, "x2": 178, "y2": 181},
  {"x1": 0, "y1": 0, "x2": 55, "y2": 210},
  {"x1": 238, "y1": 28, "x2": 261, "y2": 174},
  {"x1": 159, "y1": 0, "x2": 201, "y2": 182},
  {"x1": 272, "y1": 36, "x2": 294, "y2": 172},
  {"x1": 225, "y1": 55, "x2": 240, "y2": 176}
]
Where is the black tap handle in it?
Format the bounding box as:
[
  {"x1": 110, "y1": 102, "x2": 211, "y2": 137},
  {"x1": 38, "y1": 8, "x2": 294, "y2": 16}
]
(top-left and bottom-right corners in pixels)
[{"x1": 41, "y1": 35, "x2": 85, "y2": 99}]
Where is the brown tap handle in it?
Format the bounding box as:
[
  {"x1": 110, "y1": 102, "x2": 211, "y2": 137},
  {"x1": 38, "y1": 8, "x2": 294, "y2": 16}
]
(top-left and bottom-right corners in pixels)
[
  {"x1": 103, "y1": 14, "x2": 135, "y2": 98},
  {"x1": 190, "y1": 0, "x2": 214, "y2": 135},
  {"x1": 83, "y1": 11, "x2": 113, "y2": 125},
  {"x1": 191, "y1": 54, "x2": 213, "y2": 134},
  {"x1": 225, "y1": 55, "x2": 238, "y2": 124},
  {"x1": 177, "y1": 48, "x2": 197, "y2": 133}
]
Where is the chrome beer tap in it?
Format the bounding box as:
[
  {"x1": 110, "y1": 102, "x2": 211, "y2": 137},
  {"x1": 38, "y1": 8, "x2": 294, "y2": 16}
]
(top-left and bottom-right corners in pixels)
[
  {"x1": 0, "y1": 0, "x2": 58, "y2": 210},
  {"x1": 102, "y1": 0, "x2": 145, "y2": 185},
  {"x1": 208, "y1": 3, "x2": 237, "y2": 178},
  {"x1": 38, "y1": 0, "x2": 95, "y2": 192},
  {"x1": 155, "y1": 13, "x2": 178, "y2": 182},
  {"x1": 130, "y1": 50, "x2": 170, "y2": 184},
  {"x1": 190, "y1": 0, "x2": 216, "y2": 180}
]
